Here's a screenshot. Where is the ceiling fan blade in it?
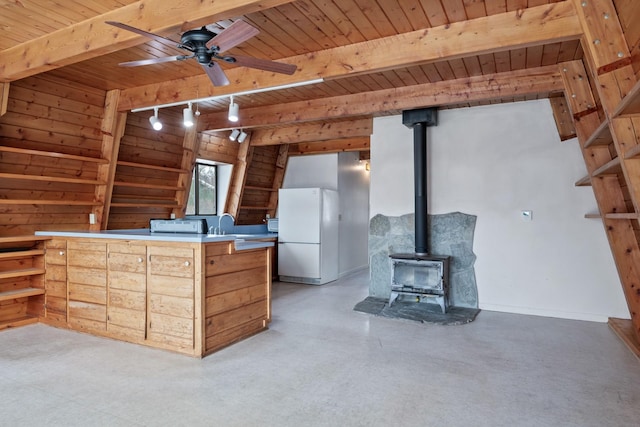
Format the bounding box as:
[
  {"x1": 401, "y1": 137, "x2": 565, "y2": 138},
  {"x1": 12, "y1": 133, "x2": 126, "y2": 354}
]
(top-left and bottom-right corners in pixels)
[
  {"x1": 201, "y1": 62, "x2": 230, "y2": 86},
  {"x1": 206, "y1": 20, "x2": 259, "y2": 53},
  {"x1": 232, "y1": 55, "x2": 297, "y2": 75},
  {"x1": 119, "y1": 55, "x2": 188, "y2": 67},
  {"x1": 105, "y1": 21, "x2": 181, "y2": 49}
]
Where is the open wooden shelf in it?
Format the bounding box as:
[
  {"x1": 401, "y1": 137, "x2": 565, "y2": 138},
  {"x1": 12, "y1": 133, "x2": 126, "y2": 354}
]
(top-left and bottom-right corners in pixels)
[
  {"x1": 0, "y1": 236, "x2": 51, "y2": 244},
  {"x1": 244, "y1": 186, "x2": 277, "y2": 192},
  {"x1": 575, "y1": 175, "x2": 591, "y2": 186},
  {"x1": 624, "y1": 144, "x2": 640, "y2": 160},
  {"x1": 604, "y1": 213, "x2": 639, "y2": 220},
  {"x1": 239, "y1": 206, "x2": 270, "y2": 210},
  {"x1": 0, "y1": 249, "x2": 44, "y2": 260},
  {"x1": 0, "y1": 316, "x2": 39, "y2": 331},
  {"x1": 110, "y1": 202, "x2": 179, "y2": 208},
  {"x1": 0, "y1": 268, "x2": 46, "y2": 280},
  {"x1": 592, "y1": 157, "x2": 622, "y2": 177},
  {"x1": 584, "y1": 213, "x2": 601, "y2": 219},
  {"x1": 0, "y1": 172, "x2": 104, "y2": 186},
  {"x1": 0, "y1": 287, "x2": 45, "y2": 302},
  {"x1": 613, "y1": 78, "x2": 640, "y2": 118},
  {"x1": 117, "y1": 161, "x2": 189, "y2": 174},
  {"x1": 0, "y1": 200, "x2": 101, "y2": 206},
  {"x1": 113, "y1": 181, "x2": 183, "y2": 191},
  {"x1": 583, "y1": 120, "x2": 613, "y2": 148},
  {"x1": 0, "y1": 146, "x2": 108, "y2": 164}
]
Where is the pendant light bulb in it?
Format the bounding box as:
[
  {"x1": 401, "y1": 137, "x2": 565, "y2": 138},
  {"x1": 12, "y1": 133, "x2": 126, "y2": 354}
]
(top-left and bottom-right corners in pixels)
[
  {"x1": 149, "y1": 107, "x2": 163, "y2": 131},
  {"x1": 228, "y1": 95, "x2": 239, "y2": 122},
  {"x1": 183, "y1": 102, "x2": 195, "y2": 128}
]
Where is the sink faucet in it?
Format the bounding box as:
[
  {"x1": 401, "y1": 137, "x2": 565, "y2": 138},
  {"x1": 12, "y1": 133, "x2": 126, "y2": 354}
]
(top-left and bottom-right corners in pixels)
[{"x1": 218, "y1": 213, "x2": 235, "y2": 235}]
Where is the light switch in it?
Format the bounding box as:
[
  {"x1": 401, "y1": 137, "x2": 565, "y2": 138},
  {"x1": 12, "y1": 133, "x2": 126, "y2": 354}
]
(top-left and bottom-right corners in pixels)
[
  {"x1": 89, "y1": 213, "x2": 96, "y2": 224},
  {"x1": 521, "y1": 210, "x2": 533, "y2": 221}
]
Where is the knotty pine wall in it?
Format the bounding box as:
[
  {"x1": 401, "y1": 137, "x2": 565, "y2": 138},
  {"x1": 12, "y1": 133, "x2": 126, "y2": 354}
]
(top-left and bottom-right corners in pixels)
[
  {"x1": 239, "y1": 145, "x2": 280, "y2": 225},
  {"x1": 0, "y1": 75, "x2": 107, "y2": 235},
  {"x1": 109, "y1": 110, "x2": 188, "y2": 230}
]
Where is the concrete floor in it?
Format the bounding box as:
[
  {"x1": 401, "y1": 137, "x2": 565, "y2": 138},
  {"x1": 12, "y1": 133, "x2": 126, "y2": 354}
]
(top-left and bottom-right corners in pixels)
[{"x1": 1, "y1": 270, "x2": 639, "y2": 427}]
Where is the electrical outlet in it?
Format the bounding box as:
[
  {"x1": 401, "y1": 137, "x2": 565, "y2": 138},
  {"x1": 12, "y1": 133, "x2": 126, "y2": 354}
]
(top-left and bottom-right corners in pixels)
[
  {"x1": 170, "y1": 213, "x2": 176, "y2": 219},
  {"x1": 89, "y1": 213, "x2": 96, "y2": 224}
]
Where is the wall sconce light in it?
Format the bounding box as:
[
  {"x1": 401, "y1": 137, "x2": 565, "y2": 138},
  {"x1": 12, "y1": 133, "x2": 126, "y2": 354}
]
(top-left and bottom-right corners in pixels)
[
  {"x1": 237, "y1": 130, "x2": 248, "y2": 143},
  {"x1": 229, "y1": 129, "x2": 240, "y2": 141},
  {"x1": 228, "y1": 95, "x2": 239, "y2": 122},
  {"x1": 149, "y1": 107, "x2": 162, "y2": 130},
  {"x1": 183, "y1": 102, "x2": 195, "y2": 128}
]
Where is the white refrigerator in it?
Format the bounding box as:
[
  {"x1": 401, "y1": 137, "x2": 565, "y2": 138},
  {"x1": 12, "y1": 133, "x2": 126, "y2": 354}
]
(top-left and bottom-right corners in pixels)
[{"x1": 278, "y1": 188, "x2": 339, "y2": 285}]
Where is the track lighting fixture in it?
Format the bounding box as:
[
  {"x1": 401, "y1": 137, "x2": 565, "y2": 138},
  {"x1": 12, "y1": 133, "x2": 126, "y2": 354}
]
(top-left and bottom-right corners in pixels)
[
  {"x1": 228, "y1": 95, "x2": 239, "y2": 122},
  {"x1": 229, "y1": 129, "x2": 240, "y2": 141},
  {"x1": 237, "y1": 130, "x2": 248, "y2": 143},
  {"x1": 183, "y1": 102, "x2": 195, "y2": 127},
  {"x1": 149, "y1": 107, "x2": 162, "y2": 131}
]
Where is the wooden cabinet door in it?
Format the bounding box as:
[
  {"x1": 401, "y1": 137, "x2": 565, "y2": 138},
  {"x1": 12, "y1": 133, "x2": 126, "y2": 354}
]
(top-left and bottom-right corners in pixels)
[
  {"x1": 44, "y1": 239, "x2": 67, "y2": 326},
  {"x1": 67, "y1": 240, "x2": 107, "y2": 333},
  {"x1": 146, "y1": 244, "x2": 196, "y2": 354},
  {"x1": 107, "y1": 242, "x2": 147, "y2": 342}
]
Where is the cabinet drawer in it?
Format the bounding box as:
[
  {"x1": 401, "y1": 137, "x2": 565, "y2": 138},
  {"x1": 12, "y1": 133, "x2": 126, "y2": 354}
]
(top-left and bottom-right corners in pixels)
[
  {"x1": 206, "y1": 250, "x2": 266, "y2": 276},
  {"x1": 108, "y1": 251, "x2": 146, "y2": 273}
]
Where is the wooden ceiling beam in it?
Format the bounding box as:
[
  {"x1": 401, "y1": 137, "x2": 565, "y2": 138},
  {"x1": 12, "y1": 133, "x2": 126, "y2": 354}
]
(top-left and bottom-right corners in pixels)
[
  {"x1": 250, "y1": 118, "x2": 373, "y2": 146},
  {"x1": 117, "y1": 2, "x2": 581, "y2": 111},
  {"x1": 289, "y1": 137, "x2": 371, "y2": 156},
  {"x1": 0, "y1": 0, "x2": 296, "y2": 82},
  {"x1": 199, "y1": 65, "x2": 563, "y2": 130}
]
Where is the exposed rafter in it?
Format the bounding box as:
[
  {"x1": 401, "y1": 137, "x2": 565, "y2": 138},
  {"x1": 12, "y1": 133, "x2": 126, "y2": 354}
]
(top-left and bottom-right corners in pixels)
[
  {"x1": 116, "y1": 2, "x2": 581, "y2": 111},
  {"x1": 199, "y1": 66, "x2": 563, "y2": 131}
]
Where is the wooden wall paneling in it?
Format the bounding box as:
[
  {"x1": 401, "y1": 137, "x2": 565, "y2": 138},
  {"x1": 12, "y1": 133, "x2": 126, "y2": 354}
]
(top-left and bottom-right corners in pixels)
[
  {"x1": 612, "y1": 0, "x2": 640, "y2": 78},
  {"x1": 197, "y1": 133, "x2": 240, "y2": 165},
  {"x1": 267, "y1": 144, "x2": 289, "y2": 219}
]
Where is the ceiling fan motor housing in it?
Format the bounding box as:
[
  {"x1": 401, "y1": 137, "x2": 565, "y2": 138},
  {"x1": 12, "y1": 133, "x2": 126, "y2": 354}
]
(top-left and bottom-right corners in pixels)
[{"x1": 181, "y1": 27, "x2": 218, "y2": 64}]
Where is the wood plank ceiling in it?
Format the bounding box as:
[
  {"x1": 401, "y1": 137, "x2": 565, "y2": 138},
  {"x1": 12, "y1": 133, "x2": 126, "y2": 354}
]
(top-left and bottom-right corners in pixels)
[{"x1": 0, "y1": 0, "x2": 580, "y2": 140}]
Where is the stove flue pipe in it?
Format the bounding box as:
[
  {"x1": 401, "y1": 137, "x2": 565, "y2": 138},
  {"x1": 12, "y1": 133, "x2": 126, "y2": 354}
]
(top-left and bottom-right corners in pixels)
[{"x1": 402, "y1": 108, "x2": 437, "y2": 256}]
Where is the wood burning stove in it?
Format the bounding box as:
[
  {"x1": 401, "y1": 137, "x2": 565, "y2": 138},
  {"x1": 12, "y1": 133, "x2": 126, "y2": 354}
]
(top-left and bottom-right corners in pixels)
[
  {"x1": 388, "y1": 107, "x2": 451, "y2": 313},
  {"x1": 389, "y1": 253, "x2": 450, "y2": 313}
]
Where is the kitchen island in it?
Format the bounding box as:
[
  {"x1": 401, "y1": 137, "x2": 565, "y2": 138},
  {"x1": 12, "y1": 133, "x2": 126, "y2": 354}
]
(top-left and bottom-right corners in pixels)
[{"x1": 35, "y1": 230, "x2": 275, "y2": 357}]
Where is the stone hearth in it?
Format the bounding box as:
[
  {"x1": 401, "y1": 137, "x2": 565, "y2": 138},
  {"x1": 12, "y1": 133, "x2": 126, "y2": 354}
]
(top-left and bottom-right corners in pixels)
[{"x1": 368, "y1": 211, "x2": 478, "y2": 309}]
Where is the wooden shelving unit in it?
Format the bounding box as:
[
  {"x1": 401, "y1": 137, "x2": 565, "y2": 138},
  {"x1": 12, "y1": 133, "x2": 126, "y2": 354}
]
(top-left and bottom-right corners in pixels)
[
  {"x1": 0, "y1": 146, "x2": 108, "y2": 164},
  {"x1": 0, "y1": 236, "x2": 50, "y2": 330}
]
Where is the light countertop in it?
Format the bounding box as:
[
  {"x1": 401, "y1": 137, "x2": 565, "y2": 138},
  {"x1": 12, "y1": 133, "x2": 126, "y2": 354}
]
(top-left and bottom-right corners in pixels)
[{"x1": 35, "y1": 229, "x2": 277, "y2": 250}]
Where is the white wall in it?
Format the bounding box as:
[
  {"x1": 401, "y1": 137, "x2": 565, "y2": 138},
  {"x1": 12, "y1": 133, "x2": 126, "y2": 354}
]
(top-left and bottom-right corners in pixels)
[
  {"x1": 282, "y1": 154, "x2": 338, "y2": 190},
  {"x1": 371, "y1": 100, "x2": 629, "y2": 322},
  {"x1": 283, "y1": 153, "x2": 370, "y2": 277},
  {"x1": 337, "y1": 152, "x2": 370, "y2": 276}
]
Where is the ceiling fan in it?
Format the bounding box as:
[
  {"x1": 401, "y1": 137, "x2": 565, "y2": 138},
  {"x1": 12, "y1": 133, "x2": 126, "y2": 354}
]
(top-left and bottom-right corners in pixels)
[{"x1": 105, "y1": 19, "x2": 297, "y2": 86}]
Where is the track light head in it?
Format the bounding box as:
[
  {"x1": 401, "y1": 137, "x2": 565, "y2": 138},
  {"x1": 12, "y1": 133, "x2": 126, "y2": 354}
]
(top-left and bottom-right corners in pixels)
[
  {"x1": 237, "y1": 130, "x2": 248, "y2": 143},
  {"x1": 228, "y1": 95, "x2": 239, "y2": 122},
  {"x1": 183, "y1": 102, "x2": 194, "y2": 127},
  {"x1": 149, "y1": 107, "x2": 162, "y2": 130},
  {"x1": 229, "y1": 129, "x2": 240, "y2": 141}
]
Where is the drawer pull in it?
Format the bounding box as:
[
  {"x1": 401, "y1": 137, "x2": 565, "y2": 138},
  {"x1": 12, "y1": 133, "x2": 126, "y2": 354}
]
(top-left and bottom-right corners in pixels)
[
  {"x1": 210, "y1": 260, "x2": 215, "y2": 265},
  {"x1": 137, "y1": 257, "x2": 143, "y2": 263},
  {"x1": 59, "y1": 251, "x2": 65, "y2": 256},
  {"x1": 184, "y1": 261, "x2": 190, "y2": 267}
]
